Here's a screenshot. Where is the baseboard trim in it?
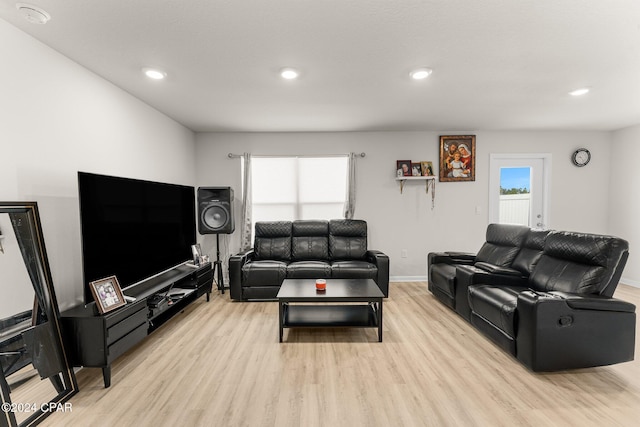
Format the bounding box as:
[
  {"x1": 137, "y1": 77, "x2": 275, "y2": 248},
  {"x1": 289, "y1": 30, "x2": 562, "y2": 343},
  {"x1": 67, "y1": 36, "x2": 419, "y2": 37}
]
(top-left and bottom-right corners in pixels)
[
  {"x1": 621, "y1": 277, "x2": 640, "y2": 288},
  {"x1": 390, "y1": 276, "x2": 427, "y2": 282}
]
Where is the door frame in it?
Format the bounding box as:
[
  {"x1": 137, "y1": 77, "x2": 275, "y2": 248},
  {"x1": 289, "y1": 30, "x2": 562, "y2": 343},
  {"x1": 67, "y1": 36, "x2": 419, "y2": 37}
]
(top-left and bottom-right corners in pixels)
[{"x1": 488, "y1": 153, "x2": 552, "y2": 229}]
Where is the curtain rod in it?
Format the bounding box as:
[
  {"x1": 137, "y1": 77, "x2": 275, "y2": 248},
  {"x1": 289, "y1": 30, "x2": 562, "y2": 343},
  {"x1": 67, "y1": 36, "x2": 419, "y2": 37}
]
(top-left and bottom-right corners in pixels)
[{"x1": 227, "y1": 152, "x2": 366, "y2": 159}]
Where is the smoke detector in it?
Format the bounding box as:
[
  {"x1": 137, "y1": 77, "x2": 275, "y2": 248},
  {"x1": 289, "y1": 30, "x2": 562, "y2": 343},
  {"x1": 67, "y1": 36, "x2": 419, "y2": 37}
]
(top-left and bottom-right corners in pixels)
[{"x1": 16, "y1": 3, "x2": 51, "y2": 24}]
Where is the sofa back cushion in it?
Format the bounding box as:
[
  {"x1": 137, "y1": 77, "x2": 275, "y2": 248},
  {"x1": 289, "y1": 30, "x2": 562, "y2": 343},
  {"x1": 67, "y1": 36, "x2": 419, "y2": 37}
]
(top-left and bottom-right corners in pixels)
[
  {"x1": 292, "y1": 220, "x2": 329, "y2": 260},
  {"x1": 511, "y1": 229, "x2": 552, "y2": 275},
  {"x1": 475, "y1": 223, "x2": 529, "y2": 267},
  {"x1": 529, "y1": 231, "x2": 629, "y2": 296},
  {"x1": 329, "y1": 219, "x2": 367, "y2": 260},
  {"x1": 254, "y1": 221, "x2": 292, "y2": 261}
]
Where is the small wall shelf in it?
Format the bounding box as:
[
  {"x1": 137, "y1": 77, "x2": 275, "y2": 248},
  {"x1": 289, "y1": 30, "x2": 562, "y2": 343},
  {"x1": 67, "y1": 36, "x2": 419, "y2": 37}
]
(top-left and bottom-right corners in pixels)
[
  {"x1": 396, "y1": 176, "x2": 436, "y2": 193},
  {"x1": 396, "y1": 176, "x2": 436, "y2": 209}
]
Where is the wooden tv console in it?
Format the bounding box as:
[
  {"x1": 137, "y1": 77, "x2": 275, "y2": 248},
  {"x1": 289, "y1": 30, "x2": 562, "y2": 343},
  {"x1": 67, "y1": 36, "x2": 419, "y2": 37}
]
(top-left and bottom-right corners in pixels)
[{"x1": 60, "y1": 262, "x2": 213, "y2": 387}]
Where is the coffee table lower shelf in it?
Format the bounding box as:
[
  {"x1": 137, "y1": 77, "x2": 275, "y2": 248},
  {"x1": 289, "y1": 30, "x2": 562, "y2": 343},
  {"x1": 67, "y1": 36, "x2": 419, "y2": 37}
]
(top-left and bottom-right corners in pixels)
[{"x1": 279, "y1": 303, "x2": 382, "y2": 342}]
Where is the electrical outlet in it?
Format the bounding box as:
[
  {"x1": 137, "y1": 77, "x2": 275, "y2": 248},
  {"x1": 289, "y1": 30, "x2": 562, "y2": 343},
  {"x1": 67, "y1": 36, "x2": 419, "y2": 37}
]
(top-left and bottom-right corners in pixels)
[{"x1": 401, "y1": 249, "x2": 408, "y2": 258}]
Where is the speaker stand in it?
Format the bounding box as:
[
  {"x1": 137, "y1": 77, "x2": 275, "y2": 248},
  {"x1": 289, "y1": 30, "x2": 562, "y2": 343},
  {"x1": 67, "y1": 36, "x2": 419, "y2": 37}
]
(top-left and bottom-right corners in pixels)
[{"x1": 214, "y1": 234, "x2": 225, "y2": 294}]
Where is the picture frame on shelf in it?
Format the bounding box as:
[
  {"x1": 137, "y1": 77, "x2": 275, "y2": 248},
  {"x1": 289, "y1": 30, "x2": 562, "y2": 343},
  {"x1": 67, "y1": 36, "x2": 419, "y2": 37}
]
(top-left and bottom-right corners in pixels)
[
  {"x1": 89, "y1": 275, "x2": 127, "y2": 314},
  {"x1": 191, "y1": 243, "x2": 202, "y2": 266},
  {"x1": 439, "y1": 135, "x2": 476, "y2": 182},
  {"x1": 411, "y1": 162, "x2": 422, "y2": 176},
  {"x1": 396, "y1": 160, "x2": 412, "y2": 177},
  {"x1": 421, "y1": 161, "x2": 434, "y2": 176}
]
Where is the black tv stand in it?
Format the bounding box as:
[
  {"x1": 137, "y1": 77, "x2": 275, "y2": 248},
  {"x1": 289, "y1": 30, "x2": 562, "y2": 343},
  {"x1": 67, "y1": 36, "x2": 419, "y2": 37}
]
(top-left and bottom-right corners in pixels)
[{"x1": 60, "y1": 262, "x2": 213, "y2": 387}]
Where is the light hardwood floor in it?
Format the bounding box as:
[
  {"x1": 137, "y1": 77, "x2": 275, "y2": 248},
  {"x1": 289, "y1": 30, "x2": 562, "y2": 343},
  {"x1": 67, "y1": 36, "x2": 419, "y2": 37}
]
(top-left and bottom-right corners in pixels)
[{"x1": 40, "y1": 282, "x2": 640, "y2": 427}]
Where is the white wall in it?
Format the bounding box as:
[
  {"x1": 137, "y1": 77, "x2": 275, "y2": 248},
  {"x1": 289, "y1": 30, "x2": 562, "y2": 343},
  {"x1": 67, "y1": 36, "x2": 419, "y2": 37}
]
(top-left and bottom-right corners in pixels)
[
  {"x1": 2, "y1": 17, "x2": 634, "y2": 308},
  {"x1": 610, "y1": 124, "x2": 640, "y2": 286},
  {"x1": 195, "y1": 130, "x2": 612, "y2": 281},
  {"x1": 0, "y1": 20, "x2": 196, "y2": 309}
]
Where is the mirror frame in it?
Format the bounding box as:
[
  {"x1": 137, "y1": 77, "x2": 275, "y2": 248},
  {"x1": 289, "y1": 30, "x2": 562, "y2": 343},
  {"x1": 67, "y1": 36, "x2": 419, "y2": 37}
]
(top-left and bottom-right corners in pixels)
[{"x1": 0, "y1": 202, "x2": 78, "y2": 427}]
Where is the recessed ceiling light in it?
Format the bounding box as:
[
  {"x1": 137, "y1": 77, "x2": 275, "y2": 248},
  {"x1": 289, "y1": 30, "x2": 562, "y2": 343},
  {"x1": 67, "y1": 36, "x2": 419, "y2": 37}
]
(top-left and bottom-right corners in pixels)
[
  {"x1": 142, "y1": 67, "x2": 167, "y2": 80},
  {"x1": 16, "y1": 3, "x2": 51, "y2": 24},
  {"x1": 569, "y1": 87, "x2": 590, "y2": 96},
  {"x1": 410, "y1": 68, "x2": 433, "y2": 80},
  {"x1": 280, "y1": 68, "x2": 299, "y2": 80}
]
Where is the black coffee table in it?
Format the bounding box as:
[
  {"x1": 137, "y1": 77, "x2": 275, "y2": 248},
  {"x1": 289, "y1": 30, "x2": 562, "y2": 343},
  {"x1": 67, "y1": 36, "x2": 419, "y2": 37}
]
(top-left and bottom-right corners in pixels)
[{"x1": 277, "y1": 278, "x2": 384, "y2": 342}]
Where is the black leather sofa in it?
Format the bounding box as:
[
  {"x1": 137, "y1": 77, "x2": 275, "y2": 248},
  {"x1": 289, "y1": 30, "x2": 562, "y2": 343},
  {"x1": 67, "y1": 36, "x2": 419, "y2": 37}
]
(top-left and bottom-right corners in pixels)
[
  {"x1": 229, "y1": 219, "x2": 389, "y2": 301},
  {"x1": 428, "y1": 224, "x2": 636, "y2": 371}
]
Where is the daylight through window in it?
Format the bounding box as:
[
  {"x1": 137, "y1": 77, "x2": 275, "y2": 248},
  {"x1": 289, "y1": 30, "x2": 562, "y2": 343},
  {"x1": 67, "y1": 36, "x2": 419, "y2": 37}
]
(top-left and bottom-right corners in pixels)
[{"x1": 250, "y1": 156, "x2": 349, "y2": 229}]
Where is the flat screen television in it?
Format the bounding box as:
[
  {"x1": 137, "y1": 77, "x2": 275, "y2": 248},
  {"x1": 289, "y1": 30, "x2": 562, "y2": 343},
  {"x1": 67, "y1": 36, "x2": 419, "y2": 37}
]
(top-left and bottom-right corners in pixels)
[{"x1": 78, "y1": 172, "x2": 196, "y2": 302}]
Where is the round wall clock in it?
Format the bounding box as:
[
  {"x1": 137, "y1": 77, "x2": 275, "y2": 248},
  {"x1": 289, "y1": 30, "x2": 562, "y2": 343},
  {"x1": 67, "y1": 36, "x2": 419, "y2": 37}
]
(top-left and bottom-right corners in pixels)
[{"x1": 572, "y1": 148, "x2": 591, "y2": 167}]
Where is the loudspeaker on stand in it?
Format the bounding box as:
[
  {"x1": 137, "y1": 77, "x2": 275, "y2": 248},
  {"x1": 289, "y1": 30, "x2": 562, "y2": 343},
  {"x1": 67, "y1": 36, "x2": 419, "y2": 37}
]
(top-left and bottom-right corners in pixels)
[
  {"x1": 197, "y1": 187, "x2": 235, "y2": 295},
  {"x1": 198, "y1": 187, "x2": 235, "y2": 234}
]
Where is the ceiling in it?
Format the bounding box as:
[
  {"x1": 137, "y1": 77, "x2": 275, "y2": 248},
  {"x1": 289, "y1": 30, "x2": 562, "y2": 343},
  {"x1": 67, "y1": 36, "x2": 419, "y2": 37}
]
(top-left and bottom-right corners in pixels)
[{"x1": 2, "y1": 0, "x2": 639, "y2": 133}]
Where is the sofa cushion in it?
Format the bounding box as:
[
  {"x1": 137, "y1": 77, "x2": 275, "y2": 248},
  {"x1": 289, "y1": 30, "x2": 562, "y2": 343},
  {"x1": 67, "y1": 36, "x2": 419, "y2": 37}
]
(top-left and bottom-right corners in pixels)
[
  {"x1": 242, "y1": 260, "x2": 288, "y2": 286},
  {"x1": 330, "y1": 261, "x2": 378, "y2": 279},
  {"x1": 254, "y1": 221, "x2": 292, "y2": 261},
  {"x1": 468, "y1": 285, "x2": 528, "y2": 338},
  {"x1": 530, "y1": 231, "x2": 629, "y2": 296},
  {"x1": 511, "y1": 229, "x2": 551, "y2": 275},
  {"x1": 531, "y1": 256, "x2": 606, "y2": 295},
  {"x1": 329, "y1": 219, "x2": 367, "y2": 260},
  {"x1": 287, "y1": 261, "x2": 332, "y2": 278},
  {"x1": 292, "y1": 220, "x2": 329, "y2": 261},
  {"x1": 429, "y1": 263, "x2": 457, "y2": 298},
  {"x1": 475, "y1": 223, "x2": 529, "y2": 267}
]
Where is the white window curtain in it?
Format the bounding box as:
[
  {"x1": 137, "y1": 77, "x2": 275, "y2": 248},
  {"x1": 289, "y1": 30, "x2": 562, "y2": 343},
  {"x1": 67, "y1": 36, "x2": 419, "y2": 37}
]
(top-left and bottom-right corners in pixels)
[
  {"x1": 343, "y1": 152, "x2": 357, "y2": 219},
  {"x1": 250, "y1": 155, "x2": 350, "y2": 230},
  {"x1": 240, "y1": 153, "x2": 253, "y2": 251}
]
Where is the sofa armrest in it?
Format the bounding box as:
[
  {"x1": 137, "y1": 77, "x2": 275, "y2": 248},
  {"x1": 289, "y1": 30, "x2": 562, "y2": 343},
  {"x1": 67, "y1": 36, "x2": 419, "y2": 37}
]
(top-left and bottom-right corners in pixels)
[
  {"x1": 366, "y1": 250, "x2": 389, "y2": 297},
  {"x1": 515, "y1": 290, "x2": 636, "y2": 371},
  {"x1": 454, "y1": 265, "x2": 529, "y2": 321},
  {"x1": 474, "y1": 262, "x2": 522, "y2": 276},
  {"x1": 228, "y1": 249, "x2": 255, "y2": 301},
  {"x1": 457, "y1": 264, "x2": 528, "y2": 287},
  {"x1": 543, "y1": 291, "x2": 636, "y2": 313},
  {"x1": 428, "y1": 251, "x2": 476, "y2": 266}
]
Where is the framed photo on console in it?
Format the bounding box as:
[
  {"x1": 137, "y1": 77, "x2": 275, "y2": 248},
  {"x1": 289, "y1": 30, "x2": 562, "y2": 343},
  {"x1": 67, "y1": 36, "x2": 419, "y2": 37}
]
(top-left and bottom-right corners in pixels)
[
  {"x1": 191, "y1": 243, "x2": 202, "y2": 266},
  {"x1": 89, "y1": 275, "x2": 127, "y2": 314}
]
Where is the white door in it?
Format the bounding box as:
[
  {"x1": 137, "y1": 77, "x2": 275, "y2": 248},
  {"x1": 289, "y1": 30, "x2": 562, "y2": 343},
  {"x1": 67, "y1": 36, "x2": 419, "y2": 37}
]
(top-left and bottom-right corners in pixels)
[{"x1": 489, "y1": 154, "x2": 551, "y2": 229}]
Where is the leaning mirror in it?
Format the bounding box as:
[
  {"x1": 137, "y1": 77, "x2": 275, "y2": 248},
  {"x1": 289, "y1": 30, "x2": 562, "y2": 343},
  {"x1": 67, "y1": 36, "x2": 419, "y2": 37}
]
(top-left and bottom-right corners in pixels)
[{"x1": 0, "y1": 202, "x2": 77, "y2": 427}]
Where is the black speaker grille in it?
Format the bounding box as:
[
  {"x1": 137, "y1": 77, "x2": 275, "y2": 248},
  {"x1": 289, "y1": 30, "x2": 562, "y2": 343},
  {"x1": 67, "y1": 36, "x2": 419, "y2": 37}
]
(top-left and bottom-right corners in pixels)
[{"x1": 202, "y1": 205, "x2": 229, "y2": 230}]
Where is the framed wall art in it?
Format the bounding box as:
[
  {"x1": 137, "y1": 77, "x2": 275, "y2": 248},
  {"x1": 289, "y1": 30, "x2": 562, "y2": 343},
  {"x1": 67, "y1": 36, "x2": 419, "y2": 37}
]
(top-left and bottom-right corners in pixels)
[
  {"x1": 439, "y1": 135, "x2": 476, "y2": 182},
  {"x1": 89, "y1": 275, "x2": 127, "y2": 313}
]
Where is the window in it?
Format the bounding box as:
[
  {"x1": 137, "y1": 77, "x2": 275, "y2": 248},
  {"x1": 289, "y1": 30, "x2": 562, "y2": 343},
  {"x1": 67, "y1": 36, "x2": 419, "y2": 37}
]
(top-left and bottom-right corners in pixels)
[
  {"x1": 489, "y1": 154, "x2": 550, "y2": 229},
  {"x1": 250, "y1": 156, "x2": 348, "y2": 228},
  {"x1": 499, "y1": 167, "x2": 532, "y2": 226}
]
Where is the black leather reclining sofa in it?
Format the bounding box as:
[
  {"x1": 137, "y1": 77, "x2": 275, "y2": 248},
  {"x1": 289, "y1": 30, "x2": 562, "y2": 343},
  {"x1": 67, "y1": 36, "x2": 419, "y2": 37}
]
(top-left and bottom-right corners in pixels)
[
  {"x1": 229, "y1": 219, "x2": 389, "y2": 301},
  {"x1": 428, "y1": 223, "x2": 636, "y2": 371}
]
